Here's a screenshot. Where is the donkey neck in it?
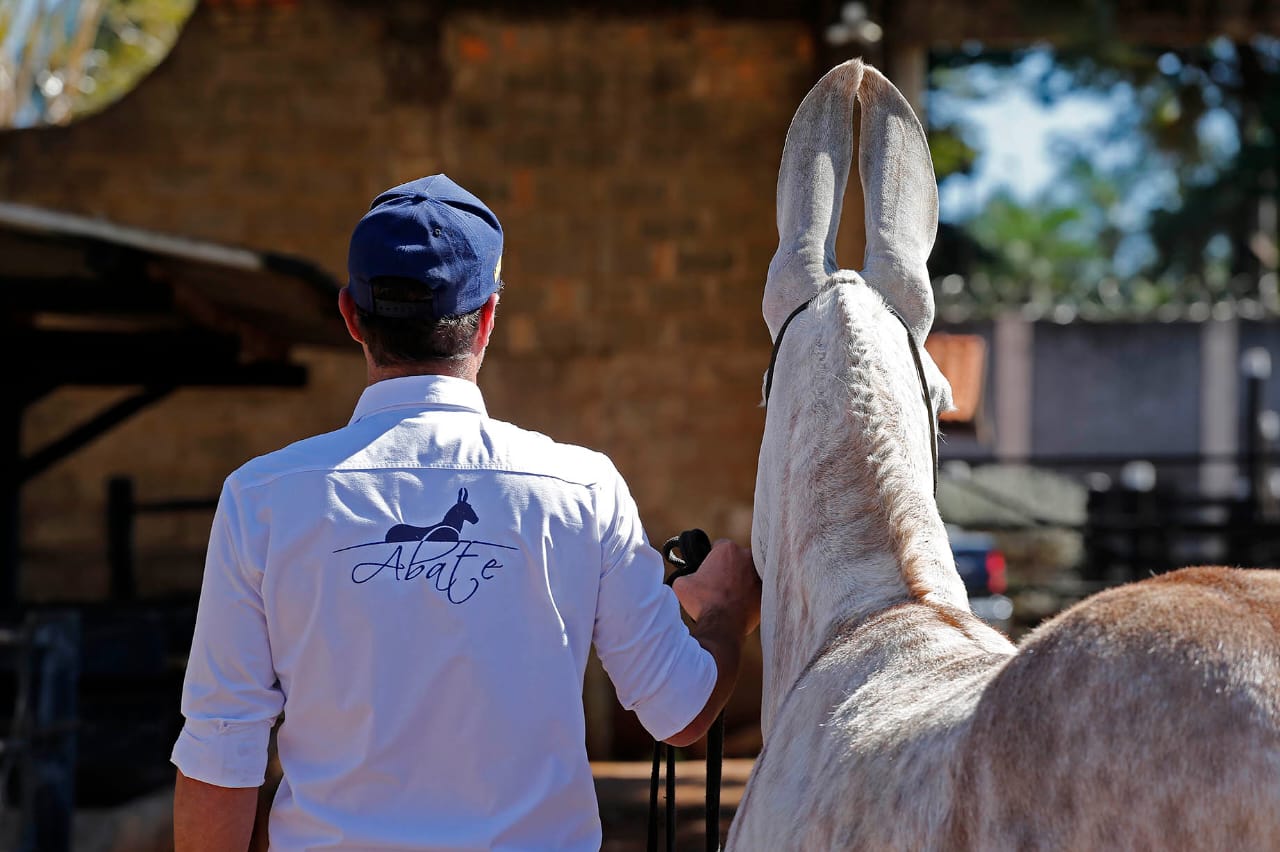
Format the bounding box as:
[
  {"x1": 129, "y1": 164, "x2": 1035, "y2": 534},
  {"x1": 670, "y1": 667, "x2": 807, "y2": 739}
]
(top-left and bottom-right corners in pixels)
[
  {"x1": 758, "y1": 467, "x2": 965, "y2": 731},
  {"x1": 754, "y1": 284, "x2": 969, "y2": 732}
]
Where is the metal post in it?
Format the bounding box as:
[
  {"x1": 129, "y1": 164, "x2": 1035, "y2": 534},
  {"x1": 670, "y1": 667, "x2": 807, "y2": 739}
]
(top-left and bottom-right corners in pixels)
[
  {"x1": 18, "y1": 611, "x2": 80, "y2": 852},
  {"x1": 1082, "y1": 484, "x2": 1111, "y2": 584},
  {"x1": 1199, "y1": 317, "x2": 1238, "y2": 498},
  {"x1": 1242, "y1": 348, "x2": 1271, "y2": 524},
  {"x1": 2, "y1": 399, "x2": 20, "y2": 614},
  {"x1": 1121, "y1": 461, "x2": 1158, "y2": 582},
  {"x1": 994, "y1": 314, "x2": 1034, "y2": 462},
  {"x1": 106, "y1": 477, "x2": 136, "y2": 601}
]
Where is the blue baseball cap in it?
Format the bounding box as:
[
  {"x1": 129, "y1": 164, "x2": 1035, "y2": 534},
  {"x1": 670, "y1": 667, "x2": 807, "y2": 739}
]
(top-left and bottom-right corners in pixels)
[{"x1": 347, "y1": 175, "x2": 504, "y2": 319}]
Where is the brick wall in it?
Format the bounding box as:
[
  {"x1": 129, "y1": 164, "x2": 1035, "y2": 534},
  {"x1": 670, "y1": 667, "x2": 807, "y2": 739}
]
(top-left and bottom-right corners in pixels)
[
  {"x1": 3, "y1": 2, "x2": 812, "y2": 596},
  {"x1": 3, "y1": 1, "x2": 814, "y2": 754}
]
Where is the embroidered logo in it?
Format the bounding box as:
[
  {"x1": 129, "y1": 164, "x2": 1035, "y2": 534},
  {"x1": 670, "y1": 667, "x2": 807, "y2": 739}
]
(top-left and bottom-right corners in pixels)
[
  {"x1": 334, "y1": 488, "x2": 516, "y2": 604},
  {"x1": 385, "y1": 487, "x2": 478, "y2": 543}
]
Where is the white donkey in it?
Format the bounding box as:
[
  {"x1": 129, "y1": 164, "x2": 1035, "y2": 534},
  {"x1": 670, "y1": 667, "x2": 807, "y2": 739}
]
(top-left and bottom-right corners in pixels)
[{"x1": 729, "y1": 58, "x2": 1280, "y2": 851}]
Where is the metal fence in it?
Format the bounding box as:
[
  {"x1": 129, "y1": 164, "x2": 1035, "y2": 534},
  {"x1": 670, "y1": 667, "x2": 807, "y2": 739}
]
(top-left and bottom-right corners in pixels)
[
  {"x1": 939, "y1": 450, "x2": 1280, "y2": 587},
  {"x1": 0, "y1": 611, "x2": 79, "y2": 852}
]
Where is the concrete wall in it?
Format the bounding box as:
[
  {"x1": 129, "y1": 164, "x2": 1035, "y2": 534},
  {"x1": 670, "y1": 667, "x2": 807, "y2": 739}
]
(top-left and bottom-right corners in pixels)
[
  {"x1": 1030, "y1": 322, "x2": 1203, "y2": 458},
  {"x1": 937, "y1": 318, "x2": 1280, "y2": 503}
]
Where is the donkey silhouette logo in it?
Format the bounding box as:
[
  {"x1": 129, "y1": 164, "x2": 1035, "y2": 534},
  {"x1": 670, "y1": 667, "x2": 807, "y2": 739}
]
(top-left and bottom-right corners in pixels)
[
  {"x1": 332, "y1": 486, "x2": 517, "y2": 603},
  {"x1": 385, "y1": 488, "x2": 478, "y2": 543}
]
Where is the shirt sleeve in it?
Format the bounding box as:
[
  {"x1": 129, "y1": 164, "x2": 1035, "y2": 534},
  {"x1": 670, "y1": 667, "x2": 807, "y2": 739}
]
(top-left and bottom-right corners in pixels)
[
  {"x1": 171, "y1": 479, "x2": 283, "y2": 787},
  {"x1": 591, "y1": 463, "x2": 717, "y2": 741}
]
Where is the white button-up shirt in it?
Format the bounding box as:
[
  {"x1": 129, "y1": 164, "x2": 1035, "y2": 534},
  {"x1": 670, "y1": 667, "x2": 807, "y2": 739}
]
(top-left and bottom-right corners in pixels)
[{"x1": 172, "y1": 374, "x2": 716, "y2": 851}]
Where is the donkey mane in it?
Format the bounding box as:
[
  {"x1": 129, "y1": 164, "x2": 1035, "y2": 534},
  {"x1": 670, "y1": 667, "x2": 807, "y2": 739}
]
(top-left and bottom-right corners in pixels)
[
  {"x1": 839, "y1": 284, "x2": 952, "y2": 596},
  {"x1": 820, "y1": 280, "x2": 948, "y2": 601}
]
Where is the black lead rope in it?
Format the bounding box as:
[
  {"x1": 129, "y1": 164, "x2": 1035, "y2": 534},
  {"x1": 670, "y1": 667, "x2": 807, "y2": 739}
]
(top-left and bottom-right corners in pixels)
[
  {"x1": 647, "y1": 529, "x2": 723, "y2": 852},
  {"x1": 641, "y1": 296, "x2": 936, "y2": 851}
]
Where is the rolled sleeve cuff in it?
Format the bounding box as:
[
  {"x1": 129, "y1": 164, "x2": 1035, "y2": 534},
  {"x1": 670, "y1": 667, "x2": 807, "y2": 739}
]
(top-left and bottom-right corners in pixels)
[
  {"x1": 171, "y1": 717, "x2": 272, "y2": 788},
  {"x1": 631, "y1": 643, "x2": 717, "y2": 742}
]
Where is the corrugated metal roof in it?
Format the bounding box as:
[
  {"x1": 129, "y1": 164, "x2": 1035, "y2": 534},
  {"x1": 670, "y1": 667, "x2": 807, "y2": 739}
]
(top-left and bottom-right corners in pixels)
[{"x1": 0, "y1": 201, "x2": 347, "y2": 350}]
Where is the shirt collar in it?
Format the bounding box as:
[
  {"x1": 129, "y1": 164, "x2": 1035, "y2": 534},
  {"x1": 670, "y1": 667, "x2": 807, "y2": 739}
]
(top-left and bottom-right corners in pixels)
[{"x1": 349, "y1": 374, "x2": 488, "y2": 425}]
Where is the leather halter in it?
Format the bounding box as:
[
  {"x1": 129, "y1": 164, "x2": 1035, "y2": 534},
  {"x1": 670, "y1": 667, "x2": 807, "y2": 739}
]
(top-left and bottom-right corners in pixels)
[{"x1": 763, "y1": 293, "x2": 940, "y2": 495}]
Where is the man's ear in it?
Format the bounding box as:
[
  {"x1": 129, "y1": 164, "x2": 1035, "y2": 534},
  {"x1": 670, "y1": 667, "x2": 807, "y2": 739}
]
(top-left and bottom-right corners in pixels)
[
  {"x1": 474, "y1": 292, "x2": 500, "y2": 354},
  {"x1": 338, "y1": 287, "x2": 365, "y2": 344}
]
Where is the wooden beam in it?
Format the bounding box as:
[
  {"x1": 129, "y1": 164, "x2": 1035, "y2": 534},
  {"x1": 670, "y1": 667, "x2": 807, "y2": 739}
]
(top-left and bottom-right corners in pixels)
[
  {"x1": 2, "y1": 276, "x2": 172, "y2": 314},
  {"x1": 19, "y1": 387, "x2": 174, "y2": 484}
]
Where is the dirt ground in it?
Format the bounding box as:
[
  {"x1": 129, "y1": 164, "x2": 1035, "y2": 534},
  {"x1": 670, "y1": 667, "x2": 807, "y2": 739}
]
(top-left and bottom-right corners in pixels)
[
  {"x1": 595, "y1": 758, "x2": 754, "y2": 851},
  {"x1": 0, "y1": 759, "x2": 755, "y2": 851}
]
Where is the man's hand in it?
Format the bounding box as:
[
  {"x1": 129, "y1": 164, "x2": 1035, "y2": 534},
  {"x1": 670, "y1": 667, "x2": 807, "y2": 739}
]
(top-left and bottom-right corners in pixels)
[
  {"x1": 672, "y1": 540, "x2": 760, "y2": 635},
  {"x1": 664, "y1": 540, "x2": 760, "y2": 747}
]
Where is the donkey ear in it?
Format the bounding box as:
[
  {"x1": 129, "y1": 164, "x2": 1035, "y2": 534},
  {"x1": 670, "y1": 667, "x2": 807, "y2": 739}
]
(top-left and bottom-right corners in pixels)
[
  {"x1": 764, "y1": 59, "x2": 864, "y2": 340},
  {"x1": 854, "y1": 65, "x2": 939, "y2": 342}
]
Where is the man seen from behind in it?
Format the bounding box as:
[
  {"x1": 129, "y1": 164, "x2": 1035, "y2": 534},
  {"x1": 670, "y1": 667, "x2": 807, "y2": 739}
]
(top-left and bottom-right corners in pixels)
[{"x1": 171, "y1": 175, "x2": 761, "y2": 851}]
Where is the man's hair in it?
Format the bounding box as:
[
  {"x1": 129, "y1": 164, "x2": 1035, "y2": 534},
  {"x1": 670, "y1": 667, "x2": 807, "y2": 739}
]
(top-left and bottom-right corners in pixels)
[{"x1": 355, "y1": 276, "x2": 484, "y2": 365}]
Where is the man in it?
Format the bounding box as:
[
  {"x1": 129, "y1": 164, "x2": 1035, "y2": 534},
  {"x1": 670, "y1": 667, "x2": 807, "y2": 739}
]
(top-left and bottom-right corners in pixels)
[{"x1": 171, "y1": 175, "x2": 761, "y2": 851}]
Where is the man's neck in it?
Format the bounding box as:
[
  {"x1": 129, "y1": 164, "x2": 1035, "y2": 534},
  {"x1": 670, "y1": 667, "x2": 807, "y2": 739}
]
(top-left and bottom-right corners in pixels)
[{"x1": 366, "y1": 357, "x2": 480, "y2": 386}]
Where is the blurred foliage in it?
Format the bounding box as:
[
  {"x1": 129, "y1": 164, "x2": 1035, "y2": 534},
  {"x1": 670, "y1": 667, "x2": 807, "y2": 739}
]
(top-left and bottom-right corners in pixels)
[
  {"x1": 928, "y1": 121, "x2": 979, "y2": 180},
  {"x1": 930, "y1": 33, "x2": 1280, "y2": 320},
  {"x1": 0, "y1": 0, "x2": 196, "y2": 129}
]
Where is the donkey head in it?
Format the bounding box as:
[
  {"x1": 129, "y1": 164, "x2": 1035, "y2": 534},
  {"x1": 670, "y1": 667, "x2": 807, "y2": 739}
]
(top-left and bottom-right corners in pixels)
[
  {"x1": 449, "y1": 487, "x2": 479, "y2": 528},
  {"x1": 763, "y1": 59, "x2": 952, "y2": 414},
  {"x1": 753, "y1": 60, "x2": 966, "y2": 733}
]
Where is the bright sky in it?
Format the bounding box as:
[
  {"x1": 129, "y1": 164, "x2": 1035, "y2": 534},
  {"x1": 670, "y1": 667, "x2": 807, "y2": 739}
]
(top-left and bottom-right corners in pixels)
[
  {"x1": 929, "y1": 44, "x2": 1249, "y2": 228},
  {"x1": 932, "y1": 75, "x2": 1124, "y2": 222}
]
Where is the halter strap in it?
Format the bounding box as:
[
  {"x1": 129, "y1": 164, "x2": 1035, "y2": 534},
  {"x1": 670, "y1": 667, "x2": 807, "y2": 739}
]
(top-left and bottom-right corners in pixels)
[
  {"x1": 763, "y1": 294, "x2": 939, "y2": 495},
  {"x1": 892, "y1": 310, "x2": 940, "y2": 496},
  {"x1": 763, "y1": 299, "x2": 814, "y2": 403}
]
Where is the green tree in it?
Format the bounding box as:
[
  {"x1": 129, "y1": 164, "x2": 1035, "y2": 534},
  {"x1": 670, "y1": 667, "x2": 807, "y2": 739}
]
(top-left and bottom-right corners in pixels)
[
  {"x1": 1, "y1": 0, "x2": 196, "y2": 129},
  {"x1": 929, "y1": 35, "x2": 1280, "y2": 317}
]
